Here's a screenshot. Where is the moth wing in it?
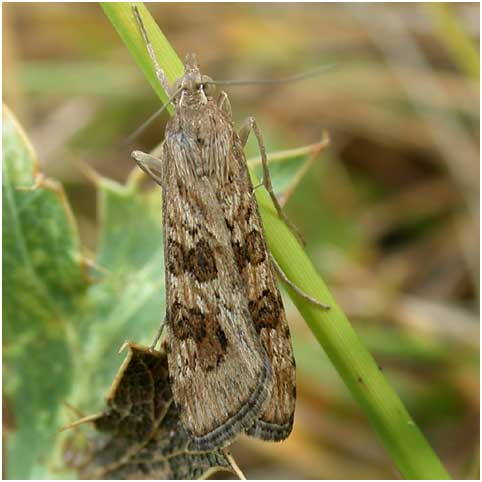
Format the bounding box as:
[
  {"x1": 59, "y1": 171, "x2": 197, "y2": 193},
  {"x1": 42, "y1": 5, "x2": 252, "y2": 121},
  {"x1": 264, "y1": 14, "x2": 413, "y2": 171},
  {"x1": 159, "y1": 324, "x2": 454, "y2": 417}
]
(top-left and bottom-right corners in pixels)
[
  {"x1": 217, "y1": 133, "x2": 296, "y2": 441},
  {"x1": 162, "y1": 137, "x2": 271, "y2": 450}
]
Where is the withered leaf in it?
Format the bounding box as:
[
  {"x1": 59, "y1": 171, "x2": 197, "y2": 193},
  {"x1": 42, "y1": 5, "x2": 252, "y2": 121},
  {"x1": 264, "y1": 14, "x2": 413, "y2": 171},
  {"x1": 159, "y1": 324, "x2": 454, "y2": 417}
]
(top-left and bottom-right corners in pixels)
[{"x1": 76, "y1": 342, "x2": 235, "y2": 480}]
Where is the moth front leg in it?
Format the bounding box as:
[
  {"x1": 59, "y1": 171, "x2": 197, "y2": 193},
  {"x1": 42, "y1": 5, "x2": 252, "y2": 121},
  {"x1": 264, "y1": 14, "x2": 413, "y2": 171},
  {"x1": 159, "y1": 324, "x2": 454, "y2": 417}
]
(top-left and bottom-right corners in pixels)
[
  {"x1": 131, "y1": 149, "x2": 164, "y2": 186},
  {"x1": 238, "y1": 116, "x2": 304, "y2": 245},
  {"x1": 149, "y1": 318, "x2": 166, "y2": 351},
  {"x1": 218, "y1": 91, "x2": 232, "y2": 119},
  {"x1": 131, "y1": 148, "x2": 166, "y2": 349}
]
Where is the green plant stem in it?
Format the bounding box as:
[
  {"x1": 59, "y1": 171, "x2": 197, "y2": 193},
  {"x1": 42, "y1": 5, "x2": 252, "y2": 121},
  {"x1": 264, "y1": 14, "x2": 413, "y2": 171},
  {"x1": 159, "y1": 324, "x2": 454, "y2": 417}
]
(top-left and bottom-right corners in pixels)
[
  {"x1": 101, "y1": 2, "x2": 451, "y2": 479},
  {"x1": 425, "y1": 3, "x2": 479, "y2": 80},
  {"x1": 256, "y1": 190, "x2": 450, "y2": 480},
  {"x1": 101, "y1": 2, "x2": 183, "y2": 112}
]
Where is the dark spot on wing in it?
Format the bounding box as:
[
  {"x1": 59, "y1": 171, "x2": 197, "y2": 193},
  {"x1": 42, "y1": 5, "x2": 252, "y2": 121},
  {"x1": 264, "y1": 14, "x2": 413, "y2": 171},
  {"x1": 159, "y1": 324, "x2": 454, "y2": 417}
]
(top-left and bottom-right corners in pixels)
[
  {"x1": 185, "y1": 239, "x2": 217, "y2": 282},
  {"x1": 225, "y1": 219, "x2": 234, "y2": 232},
  {"x1": 188, "y1": 225, "x2": 199, "y2": 237},
  {"x1": 167, "y1": 239, "x2": 185, "y2": 275},
  {"x1": 245, "y1": 230, "x2": 266, "y2": 266},
  {"x1": 170, "y1": 303, "x2": 207, "y2": 342},
  {"x1": 170, "y1": 303, "x2": 229, "y2": 371},
  {"x1": 216, "y1": 327, "x2": 228, "y2": 351},
  {"x1": 232, "y1": 240, "x2": 247, "y2": 271},
  {"x1": 237, "y1": 196, "x2": 253, "y2": 221},
  {"x1": 190, "y1": 309, "x2": 208, "y2": 342},
  {"x1": 231, "y1": 230, "x2": 266, "y2": 273},
  {"x1": 249, "y1": 289, "x2": 283, "y2": 331}
]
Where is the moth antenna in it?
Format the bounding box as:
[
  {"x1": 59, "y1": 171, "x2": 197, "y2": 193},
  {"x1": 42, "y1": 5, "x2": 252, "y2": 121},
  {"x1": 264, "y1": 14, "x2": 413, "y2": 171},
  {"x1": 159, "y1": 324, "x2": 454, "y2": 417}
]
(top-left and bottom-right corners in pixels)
[
  {"x1": 132, "y1": 5, "x2": 171, "y2": 95},
  {"x1": 125, "y1": 86, "x2": 182, "y2": 145},
  {"x1": 205, "y1": 64, "x2": 336, "y2": 87}
]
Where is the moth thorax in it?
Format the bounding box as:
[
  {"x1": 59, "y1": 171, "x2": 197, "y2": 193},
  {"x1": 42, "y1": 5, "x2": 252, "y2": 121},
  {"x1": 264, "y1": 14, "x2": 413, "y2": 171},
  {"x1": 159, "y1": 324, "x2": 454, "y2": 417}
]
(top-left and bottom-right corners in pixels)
[{"x1": 179, "y1": 89, "x2": 207, "y2": 110}]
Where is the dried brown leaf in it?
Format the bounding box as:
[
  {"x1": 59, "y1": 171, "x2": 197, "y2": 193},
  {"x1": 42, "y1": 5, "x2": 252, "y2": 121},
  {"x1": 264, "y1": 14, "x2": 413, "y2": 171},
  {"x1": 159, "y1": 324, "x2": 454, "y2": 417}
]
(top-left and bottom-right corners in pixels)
[{"x1": 72, "y1": 342, "x2": 234, "y2": 480}]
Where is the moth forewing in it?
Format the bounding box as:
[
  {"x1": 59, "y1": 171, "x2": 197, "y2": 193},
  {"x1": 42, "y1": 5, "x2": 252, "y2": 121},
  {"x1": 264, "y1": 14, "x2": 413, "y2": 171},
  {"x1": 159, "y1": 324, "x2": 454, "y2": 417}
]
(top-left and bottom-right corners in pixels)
[
  {"x1": 132, "y1": 54, "x2": 301, "y2": 446},
  {"x1": 213, "y1": 126, "x2": 297, "y2": 441},
  {"x1": 161, "y1": 137, "x2": 273, "y2": 449},
  {"x1": 131, "y1": 56, "x2": 279, "y2": 449}
]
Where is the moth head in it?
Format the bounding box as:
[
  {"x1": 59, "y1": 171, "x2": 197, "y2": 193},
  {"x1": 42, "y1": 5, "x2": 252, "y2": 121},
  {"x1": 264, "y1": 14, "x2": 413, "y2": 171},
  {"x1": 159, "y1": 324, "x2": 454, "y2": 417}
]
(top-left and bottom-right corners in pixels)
[
  {"x1": 175, "y1": 53, "x2": 216, "y2": 102},
  {"x1": 181, "y1": 53, "x2": 202, "y2": 92}
]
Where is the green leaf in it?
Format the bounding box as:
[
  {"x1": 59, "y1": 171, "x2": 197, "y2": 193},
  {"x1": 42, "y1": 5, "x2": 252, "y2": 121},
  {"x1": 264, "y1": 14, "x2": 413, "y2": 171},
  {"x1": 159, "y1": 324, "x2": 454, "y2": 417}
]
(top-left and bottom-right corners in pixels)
[
  {"x1": 101, "y1": 2, "x2": 183, "y2": 110},
  {"x1": 2, "y1": 106, "x2": 88, "y2": 478},
  {"x1": 2, "y1": 107, "x2": 168, "y2": 477},
  {"x1": 68, "y1": 174, "x2": 166, "y2": 415}
]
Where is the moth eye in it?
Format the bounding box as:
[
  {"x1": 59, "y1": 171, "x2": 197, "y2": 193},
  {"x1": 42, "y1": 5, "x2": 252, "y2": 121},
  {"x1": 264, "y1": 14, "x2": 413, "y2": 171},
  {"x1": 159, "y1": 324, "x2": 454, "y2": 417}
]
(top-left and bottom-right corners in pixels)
[
  {"x1": 201, "y1": 75, "x2": 215, "y2": 97},
  {"x1": 204, "y1": 84, "x2": 215, "y2": 97}
]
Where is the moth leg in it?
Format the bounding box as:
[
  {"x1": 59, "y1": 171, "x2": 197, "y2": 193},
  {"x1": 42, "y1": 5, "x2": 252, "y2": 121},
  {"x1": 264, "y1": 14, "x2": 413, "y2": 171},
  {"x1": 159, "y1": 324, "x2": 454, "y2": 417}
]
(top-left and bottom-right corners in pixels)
[
  {"x1": 270, "y1": 253, "x2": 330, "y2": 310},
  {"x1": 131, "y1": 150, "x2": 163, "y2": 186},
  {"x1": 149, "y1": 319, "x2": 166, "y2": 351},
  {"x1": 239, "y1": 116, "x2": 304, "y2": 245},
  {"x1": 218, "y1": 91, "x2": 232, "y2": 118}
]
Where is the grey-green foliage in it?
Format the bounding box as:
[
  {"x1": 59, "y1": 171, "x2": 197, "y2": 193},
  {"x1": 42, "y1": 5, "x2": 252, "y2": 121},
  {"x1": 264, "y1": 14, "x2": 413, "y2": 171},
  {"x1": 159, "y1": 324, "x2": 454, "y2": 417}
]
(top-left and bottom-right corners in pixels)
[
  {"x1": 3, "y1": 106, "x2": 87, "y2": 478},
  {"x1": 3, "y1": 105, "x2": 166, "y2": 477}
]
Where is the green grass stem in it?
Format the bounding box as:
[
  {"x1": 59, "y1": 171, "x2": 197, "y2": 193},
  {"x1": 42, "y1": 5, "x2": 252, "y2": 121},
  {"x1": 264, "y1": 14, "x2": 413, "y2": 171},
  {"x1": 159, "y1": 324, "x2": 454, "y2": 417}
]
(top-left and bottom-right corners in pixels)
[{"x1": 425, "y1": 3, "x2": 479, "y2": 80}]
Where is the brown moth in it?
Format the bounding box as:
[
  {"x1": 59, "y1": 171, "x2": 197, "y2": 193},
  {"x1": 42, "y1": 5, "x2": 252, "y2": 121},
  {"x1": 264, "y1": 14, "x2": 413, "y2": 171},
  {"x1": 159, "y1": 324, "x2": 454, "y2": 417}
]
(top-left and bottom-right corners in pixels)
[{"x1": 131, "y1": 6, "x2": 328, "y2": 450}]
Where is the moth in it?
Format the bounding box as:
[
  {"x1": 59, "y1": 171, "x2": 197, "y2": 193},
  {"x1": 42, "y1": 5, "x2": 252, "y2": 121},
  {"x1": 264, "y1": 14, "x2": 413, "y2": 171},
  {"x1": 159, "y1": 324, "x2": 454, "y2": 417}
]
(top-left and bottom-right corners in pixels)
[{"x1": 131, "y1": 7, "x2": 328, "y2": 450}]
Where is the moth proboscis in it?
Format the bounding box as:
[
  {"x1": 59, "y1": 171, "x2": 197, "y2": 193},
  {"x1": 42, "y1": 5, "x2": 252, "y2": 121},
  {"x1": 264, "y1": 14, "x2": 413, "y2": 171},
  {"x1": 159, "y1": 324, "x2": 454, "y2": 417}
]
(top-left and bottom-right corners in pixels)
[{"x1": 131, "y1": 5, "x2": 329, "y2": 450}]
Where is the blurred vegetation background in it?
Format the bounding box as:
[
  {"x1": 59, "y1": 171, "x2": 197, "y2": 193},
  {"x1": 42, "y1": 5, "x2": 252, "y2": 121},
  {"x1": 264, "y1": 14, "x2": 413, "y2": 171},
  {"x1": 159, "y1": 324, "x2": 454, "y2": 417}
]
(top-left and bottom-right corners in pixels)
[{"x1": 3, "y1": 2, "x2": 479, "y2": 479}]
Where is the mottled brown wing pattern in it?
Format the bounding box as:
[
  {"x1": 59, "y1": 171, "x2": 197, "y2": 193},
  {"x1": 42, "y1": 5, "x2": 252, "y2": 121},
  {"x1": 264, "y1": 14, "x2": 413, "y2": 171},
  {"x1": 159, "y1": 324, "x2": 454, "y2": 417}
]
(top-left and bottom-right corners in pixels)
[
  {"x1": 214, "y1": 124, "x2": 297, "y2": 441},
  {"x1": 162, "y1": 109, "x2": 272, "y2": 450}
]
